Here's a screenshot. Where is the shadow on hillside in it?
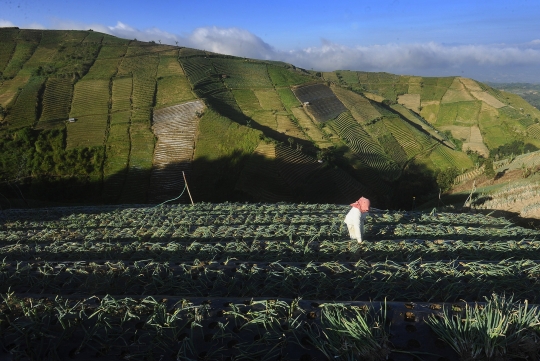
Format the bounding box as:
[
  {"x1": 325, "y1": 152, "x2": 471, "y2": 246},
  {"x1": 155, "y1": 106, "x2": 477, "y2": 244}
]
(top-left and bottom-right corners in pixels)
[{"x1": 0, "y1": 150, "x2": 376, "y2": 211}]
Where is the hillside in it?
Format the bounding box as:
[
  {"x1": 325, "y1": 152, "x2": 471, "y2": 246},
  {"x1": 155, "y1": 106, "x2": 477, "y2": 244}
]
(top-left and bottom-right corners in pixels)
[
  {"x1": 0, "y1": 28, "x2": 538, "y2": 211},
  {"x1": 487, "y1": 82, "x2": 540, "y2": 109}
]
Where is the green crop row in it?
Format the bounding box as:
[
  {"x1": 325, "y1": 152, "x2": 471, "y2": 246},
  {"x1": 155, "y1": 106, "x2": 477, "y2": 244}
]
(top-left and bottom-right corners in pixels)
[
  {"x1": 3, "y1": 238, "x2": 540, "y2": 264},
  {"x1": 4, "y1": 258, "x2": 540, "y2": 303}
]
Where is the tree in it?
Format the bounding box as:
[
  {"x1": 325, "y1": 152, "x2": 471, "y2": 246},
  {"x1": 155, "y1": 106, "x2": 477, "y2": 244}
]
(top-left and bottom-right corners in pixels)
[
  {"x1": 288, "y1": 137, "x2": 294, "y2": 148},
  {"x1": 436, "y1": 167, "x2": 459, "y2": 192},
  {"x1": 484, "y1": 158, "x2": 495, "y2": 178}
]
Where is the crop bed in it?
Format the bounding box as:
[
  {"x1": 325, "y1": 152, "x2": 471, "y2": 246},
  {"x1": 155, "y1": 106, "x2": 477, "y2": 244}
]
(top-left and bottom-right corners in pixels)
[{"x1": 1, "y1": 203, "x2": 540, "y2": 360}]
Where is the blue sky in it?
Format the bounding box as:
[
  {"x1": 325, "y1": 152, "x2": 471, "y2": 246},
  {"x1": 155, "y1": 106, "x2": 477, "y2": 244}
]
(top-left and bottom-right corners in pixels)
[{"x1": 2, "y1": 0, "x2": 540, "y2": 82}]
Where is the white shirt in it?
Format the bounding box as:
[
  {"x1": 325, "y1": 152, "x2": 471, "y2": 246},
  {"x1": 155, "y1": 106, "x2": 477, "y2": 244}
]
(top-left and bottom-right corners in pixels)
[{"x1": 344, "y1": 207, "x2": 361, "y2": 226}]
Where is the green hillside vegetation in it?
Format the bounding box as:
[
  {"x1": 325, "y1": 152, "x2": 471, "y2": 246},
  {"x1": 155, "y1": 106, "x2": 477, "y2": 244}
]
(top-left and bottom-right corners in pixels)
[{"x1": 0, "y1": 28, "x2": 537, "y2": 210}]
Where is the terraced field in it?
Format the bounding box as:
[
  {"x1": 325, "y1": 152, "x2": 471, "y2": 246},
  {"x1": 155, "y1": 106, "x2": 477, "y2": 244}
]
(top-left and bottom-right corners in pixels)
[
  {"x1": 2, "y1": 203, "x2": 540, "y2": 360},
  {"x1": 149, "y1": 100, "x2": 205, "y2": 203},
  {"x1": 293, "y1": 83, "x2": 347, "y2": 122}
]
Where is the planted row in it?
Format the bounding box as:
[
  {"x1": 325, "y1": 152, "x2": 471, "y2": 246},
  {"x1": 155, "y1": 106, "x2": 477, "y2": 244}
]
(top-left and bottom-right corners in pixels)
[
  {"x1": 3, "y1": 238, "x2": 540, "y2": 263},
  {"x1": 4, "y1": 259, "x2": 540, "y2": 303}
]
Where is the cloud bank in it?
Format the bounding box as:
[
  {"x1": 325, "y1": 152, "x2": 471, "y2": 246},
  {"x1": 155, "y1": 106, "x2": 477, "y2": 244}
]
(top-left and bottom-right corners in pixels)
[{"x1": 2, "y1": 19, "x2": 540, "y2": 82}]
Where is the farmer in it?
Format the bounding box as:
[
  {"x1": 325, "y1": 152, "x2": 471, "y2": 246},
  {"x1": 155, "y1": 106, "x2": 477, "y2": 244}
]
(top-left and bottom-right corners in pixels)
[{"x1": 344, "y1": 197, "x2": 370, "y2": 243}]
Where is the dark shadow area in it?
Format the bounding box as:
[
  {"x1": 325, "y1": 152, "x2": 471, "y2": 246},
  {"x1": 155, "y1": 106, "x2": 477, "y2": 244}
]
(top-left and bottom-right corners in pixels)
[
  {"x1": 390, "y1": 161, "x2": 439, "y2": 211},
  {"x1": 0, "y1": 144, "x2": 446, "y2": 217},
  {"x1": 494, "y1": 169, "x2": 507, "y2": 180}
]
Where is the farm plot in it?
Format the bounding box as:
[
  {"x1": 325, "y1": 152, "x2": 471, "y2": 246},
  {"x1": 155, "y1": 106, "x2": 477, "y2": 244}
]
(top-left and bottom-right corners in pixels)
[
  {"x1": 331, "y1": 112, "x2": 401, "y2": 181},
  {"x1": 66, "y1": 114, "x2": 108, "y2": 148},
  {"x1": 213, "y1": 58, "x2": 273, "y2": 88},
  {"x1": 332, "y1": 85, "x2": 381, "y2": 123},
  {"x1": 155, "y1": 50, "x2": 195, "y2": 107},
  {"x1": 528, "y1": 123, "x2": 540, "y2": 139},
  {"x1": 419, "y1": 100, "x2": 440, "y2": 123},
  {"x1": 429, "y1": 144, "x2": 473, "y2": 171},
  {"x1": 1, "y1": 33, "x2": 41, "y2": 78},
  {"x1": 267, "y1": 64, "x2": 314, "y2": 87},
  {"x1": 119, "y1": 123, "x2": 154, "y2": 203},
  {"x1": 3, "y1": 76, "x2": 45, "y2": 129},
  {"x1": 322, "y1": 71, "x2": 341, "y2": 83},
  {"x1": 292, "y1": 83, "x2": 347, "y2": 122},
  {"x1": 336, "y1": 70, "x2": 360, "y2": 84},
  {"x1": 111, "y1": 76, "x2": 132, "y2": 112},
  {"x1": 441, "y1": 78, "x2": 475, "y2": 103},
  {"x1": 276, "y1": 114, "x2": 307, "y2": 140},
  {"x1": 232, "y1": 89, "x2": 262, "y2": 115},
  {"x1": 69, "y1": 79, "x2": 110, "y2": 117},
  {"x1": 103, "y1": 112, "x2": 131, "y2": 203},
  {"x1": 397, "y1": 93, "x2": 420, "y2": 112},
  {"x1": 291, "y1": 107, "x2": 333, "y2": 147},
  {"x1": 462, "y1": 125, "x2": 489, "y2": 156},
  {"x1": 0, "y1": 27, "x2": 18, "y2": 73},
  {"x1": 39, "y1": 77, "x2": 74, "y2": 123},
  {"x1": 83, "y1": 44, "x2": 128, "y2": 80},
  {"x1": 276, "y1": 87, "x2": 301, "y2": 111},
  {"x1": 470, "y1": 90, "x2": 506, "y2": 108},
  {"x1": 4, "y1": 203, "x2": 540, "y2": 361},
  {"x1": 382, "y1": 117, "x2": 425, "y2": 157},
  {"x1": 253, "y1": 89, "x2": 284, "y2": 111},
  {"x1": 149, "y1": 100, "x2": 205, "y2": 203},
  {"x1": 0, "y1": 75, "x2": 30, "y2": 109}
]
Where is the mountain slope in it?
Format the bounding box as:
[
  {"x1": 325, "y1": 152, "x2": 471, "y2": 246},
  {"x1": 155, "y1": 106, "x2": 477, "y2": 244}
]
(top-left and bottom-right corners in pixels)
[{"x1": 0, "y1": 28, "x2": 537, "y2": 210}]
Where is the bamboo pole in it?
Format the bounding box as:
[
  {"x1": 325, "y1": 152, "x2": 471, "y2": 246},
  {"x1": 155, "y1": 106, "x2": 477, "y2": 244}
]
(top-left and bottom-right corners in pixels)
[{"x1": 182, "y1": 171, "x2": 194, "y2": 205}]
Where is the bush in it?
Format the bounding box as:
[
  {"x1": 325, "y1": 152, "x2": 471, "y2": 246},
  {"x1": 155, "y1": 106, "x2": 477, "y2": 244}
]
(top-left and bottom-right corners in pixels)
[{"x1": 436, "y1": 167, "x2": 459, "y2": 192}]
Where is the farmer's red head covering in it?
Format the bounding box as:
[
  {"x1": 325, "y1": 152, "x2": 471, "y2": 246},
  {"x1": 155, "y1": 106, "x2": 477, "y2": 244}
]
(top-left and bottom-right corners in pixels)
[{"x1": 351, "y1": 197, "x2": 370, "y2": 213}]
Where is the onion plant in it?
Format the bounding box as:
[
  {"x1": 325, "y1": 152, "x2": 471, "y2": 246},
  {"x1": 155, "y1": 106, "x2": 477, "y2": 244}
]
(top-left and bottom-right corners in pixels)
[{"x1": 426, "y1": 294, "x2": 540, "y2": 361}]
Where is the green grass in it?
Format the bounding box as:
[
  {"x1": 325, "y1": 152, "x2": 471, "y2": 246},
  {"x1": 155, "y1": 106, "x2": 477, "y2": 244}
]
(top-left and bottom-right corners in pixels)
[
  {"x1": 429, "y1": 144, "x2": 473, "y2": 171},
  {"x1": 336, "y1": 70, "x2": 359, "y2": 84},
  {"x1": 276, "y1": 87, "x2": 301, "y2": 111},
  {"x1": 322, "y1": 71, "x2": 341, "y2": 83},
  {"x1": 155, "y1": 75, "x2": 194, "y2": 108},
  {"x1": 268, "y1": 65, "x2": 315, "y2": 87},
  {"x1": 232, "y1": 89, "x2": 262, "y2": 114},
  {"x1": 437, "y1": 102, "x2": 459, "y2": 125},
  {"x1": 156, "y1": 50, "x2": 184, "y2": 77},
  {"x1": 254, "y1": 89, "x2": 284, "y2": 111},
  {"x1": 455, "y1": 101, "x2": 482, "y2": 124},
  {"x1": 420, "y1": 85, "x2": 447, "y2": 101},
  {"x1": 214, "y1": 58, "x2": 273, "y2": 88}
]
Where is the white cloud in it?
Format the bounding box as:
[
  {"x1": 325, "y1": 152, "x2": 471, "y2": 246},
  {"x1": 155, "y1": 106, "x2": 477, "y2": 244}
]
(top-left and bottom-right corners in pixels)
[
  {"x1": 0, "y1": 19, "x2": 16, "y2": 27},
  {"x1": 186, "y1": 26, "x2": 275, "y2": 59}
]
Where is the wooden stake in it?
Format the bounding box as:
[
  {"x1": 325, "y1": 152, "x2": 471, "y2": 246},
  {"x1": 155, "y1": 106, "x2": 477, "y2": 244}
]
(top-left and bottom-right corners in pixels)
[{"x1": 182, "y1": 171, "x2": 194, "y2": 205}]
